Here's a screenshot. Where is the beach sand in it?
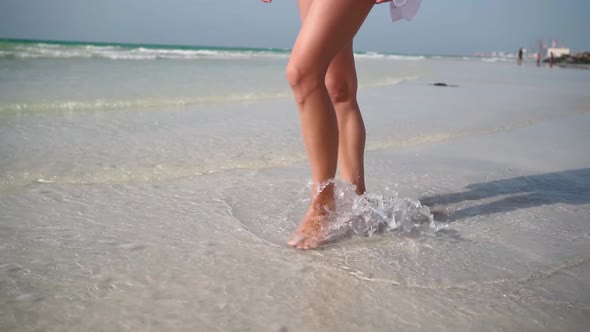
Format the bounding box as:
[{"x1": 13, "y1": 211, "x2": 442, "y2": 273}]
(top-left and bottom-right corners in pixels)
[{"x1": 1, "y1": 56, "x2": 590, "y2": 331}]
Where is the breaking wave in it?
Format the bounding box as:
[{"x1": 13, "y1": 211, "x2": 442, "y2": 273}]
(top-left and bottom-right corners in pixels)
[{"x1": 0, "y1": 40, "x2": 290, "y2": 60}]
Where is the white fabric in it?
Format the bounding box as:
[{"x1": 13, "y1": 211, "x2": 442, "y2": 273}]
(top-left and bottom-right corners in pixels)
[{"x1": 390, "y1": 0, "x2": 421, "y2": 22}]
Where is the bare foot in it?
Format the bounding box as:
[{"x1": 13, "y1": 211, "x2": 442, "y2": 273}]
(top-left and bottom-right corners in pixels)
[{"x1": 288, "y1": 183, "x2": 335, "y2": 249}]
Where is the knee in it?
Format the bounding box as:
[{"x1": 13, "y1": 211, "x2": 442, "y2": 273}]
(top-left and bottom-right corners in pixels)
[
  {"x1": 325, "y1": 75, "x2": 357, "y2": 105},
  {"x1": 285, "y1": 60, "x2": 324, "y2": 105}
]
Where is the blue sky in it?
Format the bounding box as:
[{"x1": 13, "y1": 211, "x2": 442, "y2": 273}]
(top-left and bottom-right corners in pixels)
[{"x1": 1, "y1": 0, "x2": 589, "y2": 55}]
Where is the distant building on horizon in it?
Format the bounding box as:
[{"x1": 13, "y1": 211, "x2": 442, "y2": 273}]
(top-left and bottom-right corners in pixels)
[{"x1": 546, "y1": 47, "x2": 570, "y2": 58}]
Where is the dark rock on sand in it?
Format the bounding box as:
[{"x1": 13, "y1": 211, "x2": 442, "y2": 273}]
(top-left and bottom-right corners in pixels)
[{"x1": 431, "y1": 82, "x2": 459, "y2": 87}]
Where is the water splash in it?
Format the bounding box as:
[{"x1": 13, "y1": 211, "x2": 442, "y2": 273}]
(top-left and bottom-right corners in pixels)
[{"x1": 321, "y1": 181, "x2": 439, "y2": 243}]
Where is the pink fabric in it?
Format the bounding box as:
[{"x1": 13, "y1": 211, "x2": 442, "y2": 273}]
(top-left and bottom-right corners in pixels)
[{"x1": 261, "y1": 0, "x2": 421, "y2": 22}]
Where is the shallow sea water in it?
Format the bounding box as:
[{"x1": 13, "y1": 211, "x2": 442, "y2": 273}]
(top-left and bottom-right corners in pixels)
[{"x1": 1, "y1": 41, "x2": 590, "y2": 331}]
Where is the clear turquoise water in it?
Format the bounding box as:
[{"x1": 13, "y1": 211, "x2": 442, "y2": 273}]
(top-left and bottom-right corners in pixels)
[
  {"x1": 1, "y1": 38, "x2": 586, "y2": 115},
  {"x1": 0, "y1": 39, "x2": 428, "y2": 113}
]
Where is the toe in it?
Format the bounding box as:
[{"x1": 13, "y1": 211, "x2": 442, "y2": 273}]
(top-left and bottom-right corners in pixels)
[{"x1": 288, "y1": 233, "x2": 305, "y2": 247}]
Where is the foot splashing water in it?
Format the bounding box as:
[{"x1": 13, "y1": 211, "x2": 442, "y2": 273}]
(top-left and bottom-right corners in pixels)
[
  {"x1": 329, "y1": 181, "x2": 439, "y2": 243},
  {"x1": 293, "y1": 180, "x2": 441, "y2": 248}
]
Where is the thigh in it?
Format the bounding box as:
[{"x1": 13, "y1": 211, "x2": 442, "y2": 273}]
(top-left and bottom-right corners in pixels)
[
  {"x1": 298, "y1": 0, "x2": 360, "y2": 83},
  {"x1": 290, "y1": 0, "x2": 374, "y2": 74},
  {"x1": 326, "y1": 42, "x2": 357, "y2": 88},
  {"x1": 297, "y1": 0, "x2": 312, "y2": 21}
]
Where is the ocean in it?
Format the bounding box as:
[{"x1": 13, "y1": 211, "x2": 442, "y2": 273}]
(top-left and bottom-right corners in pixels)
[
  {"x1": 0, "y1": 39, "x2": 428, "y2": 113},
  {"x1": 1, "y1": 39, "x2": 590, "y2": 331}
]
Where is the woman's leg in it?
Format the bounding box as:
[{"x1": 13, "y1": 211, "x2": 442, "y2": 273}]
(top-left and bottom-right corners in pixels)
[
  {"x1": 287, "y1": 0, "x2": 374, "y2": 249},
  {"x1": 298, "y1": 1, "x2": 367, "y2": 195},
  {"x1": 325, "y1": 43, "x2": 367, "y2": 195}
]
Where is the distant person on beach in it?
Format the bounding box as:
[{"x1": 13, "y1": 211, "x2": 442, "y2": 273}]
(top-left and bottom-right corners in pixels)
[
  {"x1": 517, "y1": 48, "x2": 523, "y2": 65},
  {"x1": 261, "y1": 0, "x2": 422, "y2": 249},
  {"x1": 536, "y1": 40, "x2": 543, "y2": 67},
  {"x1": 550, "y1": 52, "x2": 555, "y2": 68}
]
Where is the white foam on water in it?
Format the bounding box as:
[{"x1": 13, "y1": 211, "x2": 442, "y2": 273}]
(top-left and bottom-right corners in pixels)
[
  {"x1": 355, "y1": 52, "x2": 426, "y2": 61},
  {"x1": 0, "y1": 92, "x2": 292, "y2": 113},
  {"x1": 0, "y1": 42, "x2": 291, "y2": 61},
  {"x1": 0, "y1": 41, "x2": 434, "y2": 62}
]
